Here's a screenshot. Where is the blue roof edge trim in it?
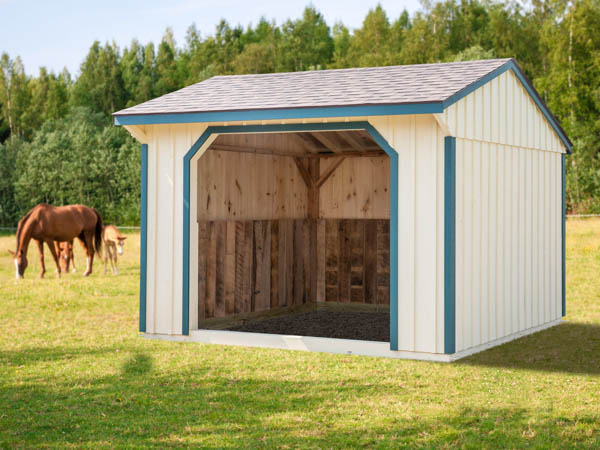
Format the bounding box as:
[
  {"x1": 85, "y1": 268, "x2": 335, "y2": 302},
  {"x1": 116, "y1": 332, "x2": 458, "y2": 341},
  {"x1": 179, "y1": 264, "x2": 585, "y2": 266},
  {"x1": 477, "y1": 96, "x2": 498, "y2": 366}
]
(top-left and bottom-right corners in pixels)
[
  {"x1": 442, "y1": 59, "x2": 572, "y2": 153},
  {"x1": 114, "y1": 103, "x2": 443, "y2": 126}
]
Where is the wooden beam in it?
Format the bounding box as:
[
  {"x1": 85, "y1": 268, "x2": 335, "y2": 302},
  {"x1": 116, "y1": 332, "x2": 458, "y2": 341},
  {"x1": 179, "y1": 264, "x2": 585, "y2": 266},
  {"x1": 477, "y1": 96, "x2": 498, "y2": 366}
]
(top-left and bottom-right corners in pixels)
[
  {"x1": 315, "y1": 157, "x2": 345, "y2": 188},
  {"x1": 338, "y1": 131, "x2": 365, "y2": 152},
  {"x1": 307, "y1": 159, "x2": 320, "y2": 219},
  {"x1": 210, "y1": 143, "x2": 305, "y2": 157},
  {"x1": 210, "y1": 143, "x2": 385, "y2": 159},
  {"x1": 311, "y1": 150, "x2": 385, "y2": 158},
  {"x1": 288, "y1": 133, "x2": 319, "y2": 154},
  {"x1": 293, "y1": 157, "x2": 313, "y2": 188},
  {"x1": 310, "y1": 132, "x2": 344, "y2": 153}
]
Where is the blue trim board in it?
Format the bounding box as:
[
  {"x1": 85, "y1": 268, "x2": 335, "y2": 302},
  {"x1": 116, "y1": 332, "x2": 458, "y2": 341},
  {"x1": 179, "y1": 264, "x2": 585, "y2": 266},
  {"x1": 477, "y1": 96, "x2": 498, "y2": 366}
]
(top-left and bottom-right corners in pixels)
[
  {"x1": 114, "y1": 103, "x2": 442, "y2": 126},
  {"x1": 562, "y1": 154, "x2": 566, "y2": 317},
  {"x1": 182, "y1": 122, "x2": 399, "y2": 350},
  {"x1": 139, "y1": 144, "x2": 148, "y2": 333},
  {"x1": 444, "y1": 136, "x2": 457, "y2": 354}
]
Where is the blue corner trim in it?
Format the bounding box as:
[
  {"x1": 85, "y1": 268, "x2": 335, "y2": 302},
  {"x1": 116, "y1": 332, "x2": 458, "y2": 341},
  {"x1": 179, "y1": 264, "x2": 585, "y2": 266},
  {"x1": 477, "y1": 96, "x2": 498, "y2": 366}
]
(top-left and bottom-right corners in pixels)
[
  {"x1": 442, "y1": 59, "x2": 572, "y2": 153},
  {"x1": 444, "y1": 136, "x2": 456, "y2": 354},
  {"x1": 114, "y1": 103, "x2": 443, "y2": 126},
  {"x1": 182, "y1": 122, "x2": 399, "y2": 348},
  {"x1": 139, "y1": 144, "x2": 148, "y2": 333},
  {"x1": 562, "y1": 154, "x2": 566, "y2": 316}
]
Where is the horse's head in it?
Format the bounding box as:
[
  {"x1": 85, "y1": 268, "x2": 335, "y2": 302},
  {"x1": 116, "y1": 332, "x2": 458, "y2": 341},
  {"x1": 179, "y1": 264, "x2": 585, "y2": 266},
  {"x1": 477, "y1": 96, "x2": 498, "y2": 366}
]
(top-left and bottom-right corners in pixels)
[
  {"x1": 58, "y1": 242, "x2": 73, "y2": 272},
  {"x1": 8, "y1": 249, "x2": 27, "y2": 279},
  {"x1": 117, "y1": 236, "x2": 127, "y2": 255}
]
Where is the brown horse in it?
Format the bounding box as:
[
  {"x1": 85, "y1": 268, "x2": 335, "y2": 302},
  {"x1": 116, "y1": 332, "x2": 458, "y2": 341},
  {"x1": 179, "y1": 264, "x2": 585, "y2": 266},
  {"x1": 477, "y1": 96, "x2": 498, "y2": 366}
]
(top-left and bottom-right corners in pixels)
[{"x1": 10, "y1": 204, "x2": 103, "y2": 279}]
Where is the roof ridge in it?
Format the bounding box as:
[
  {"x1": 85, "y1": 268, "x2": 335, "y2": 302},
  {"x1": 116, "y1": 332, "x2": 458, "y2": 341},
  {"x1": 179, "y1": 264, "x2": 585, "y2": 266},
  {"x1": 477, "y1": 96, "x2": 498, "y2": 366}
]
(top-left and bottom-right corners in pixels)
[{"x1": 207, "y1": 58, "x2": 513, "y2": 81}]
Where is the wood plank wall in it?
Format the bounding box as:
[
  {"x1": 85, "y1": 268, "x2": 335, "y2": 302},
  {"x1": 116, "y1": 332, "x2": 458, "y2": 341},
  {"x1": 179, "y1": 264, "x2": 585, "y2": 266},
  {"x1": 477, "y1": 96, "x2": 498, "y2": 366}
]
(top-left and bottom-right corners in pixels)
[
  {"x1": 197, "y1": 150, "x2": 389, "y2": 221},
  {"x1": 198, "y1": 218, "x2": 390, "y2": 322}
]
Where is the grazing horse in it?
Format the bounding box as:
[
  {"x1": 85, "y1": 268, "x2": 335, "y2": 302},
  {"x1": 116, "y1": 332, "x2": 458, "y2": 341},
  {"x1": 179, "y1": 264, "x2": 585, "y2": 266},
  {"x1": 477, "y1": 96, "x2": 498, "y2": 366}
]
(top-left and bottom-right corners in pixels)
[
  {"x1": 103, "y1": 225, "x2": 127, "y2": 275},
  {"x1": 57, "y1": 240, "x2": 77, "y2": 273},
  {"x1": 10, "y1": 204, "x2": 103, "y2": 279}
]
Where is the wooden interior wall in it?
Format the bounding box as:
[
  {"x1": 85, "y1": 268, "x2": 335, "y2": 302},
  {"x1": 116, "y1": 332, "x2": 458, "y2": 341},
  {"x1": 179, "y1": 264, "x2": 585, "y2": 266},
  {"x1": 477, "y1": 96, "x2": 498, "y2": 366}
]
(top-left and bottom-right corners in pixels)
[
  {"x1": 196, "y1": 148, "x2": 390, "y2": 221},
  {"x1": 197, "y1": 150, "x2": 308, "y2": 221},
  {"x1": 319, "y1": 156, "x2": 390, "y2": 219},
  {"x1": 198, "y1": 219, "x2": 390, "y2": 323}
]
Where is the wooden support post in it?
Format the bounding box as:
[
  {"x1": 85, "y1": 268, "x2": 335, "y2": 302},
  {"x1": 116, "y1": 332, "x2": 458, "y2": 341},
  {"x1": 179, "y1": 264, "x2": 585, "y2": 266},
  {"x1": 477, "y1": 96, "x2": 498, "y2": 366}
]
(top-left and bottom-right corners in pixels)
[{"x1": 307, "y1": 158, "x2": 320, "y2": 219}]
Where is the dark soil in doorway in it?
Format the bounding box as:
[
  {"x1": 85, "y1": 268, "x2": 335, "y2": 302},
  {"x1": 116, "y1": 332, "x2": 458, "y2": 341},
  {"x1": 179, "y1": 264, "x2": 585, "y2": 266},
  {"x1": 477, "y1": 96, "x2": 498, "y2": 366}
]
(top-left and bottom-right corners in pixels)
[{"x1": 227, "y1": 310, "x2": 390, "y2": 342}]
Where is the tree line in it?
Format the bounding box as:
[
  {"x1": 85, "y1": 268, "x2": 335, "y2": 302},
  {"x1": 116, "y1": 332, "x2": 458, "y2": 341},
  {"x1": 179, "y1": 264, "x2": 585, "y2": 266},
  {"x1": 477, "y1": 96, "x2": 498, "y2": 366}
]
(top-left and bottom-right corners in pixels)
[{"x1": 1, "y1": 0, "x2": 599, "y2": 226}]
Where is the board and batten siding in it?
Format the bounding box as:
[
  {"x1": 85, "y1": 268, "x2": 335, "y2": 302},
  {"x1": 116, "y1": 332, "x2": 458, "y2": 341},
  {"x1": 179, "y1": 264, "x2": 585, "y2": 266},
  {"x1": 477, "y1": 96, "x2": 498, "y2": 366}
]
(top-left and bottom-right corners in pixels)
[
  {"x1": 128, "y1": 115, "x2": 448, "y2": 354},
  {"x1": 446, "y1": 68, "x2": 566, "y2": 353},
  {"x1": 369, "y1": 114, "x2": 446, "y2": 354}
]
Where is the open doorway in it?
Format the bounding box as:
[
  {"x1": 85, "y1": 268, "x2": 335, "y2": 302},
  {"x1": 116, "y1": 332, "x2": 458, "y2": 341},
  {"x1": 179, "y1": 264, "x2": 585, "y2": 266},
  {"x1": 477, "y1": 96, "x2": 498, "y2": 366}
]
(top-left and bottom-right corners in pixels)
[{"x1": 194, "y1": 128, "x2": 392, "y2": 343}]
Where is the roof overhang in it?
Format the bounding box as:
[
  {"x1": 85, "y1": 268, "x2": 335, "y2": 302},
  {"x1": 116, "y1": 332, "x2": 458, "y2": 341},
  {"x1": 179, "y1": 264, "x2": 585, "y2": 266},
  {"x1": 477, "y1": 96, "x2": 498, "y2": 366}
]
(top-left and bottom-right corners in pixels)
[
  {"x1": 113, "y1": 102, "x2": 443, "y2": 126},
  {"x1": 114, "y1": 59, "x2": 572, "y2": 153}
]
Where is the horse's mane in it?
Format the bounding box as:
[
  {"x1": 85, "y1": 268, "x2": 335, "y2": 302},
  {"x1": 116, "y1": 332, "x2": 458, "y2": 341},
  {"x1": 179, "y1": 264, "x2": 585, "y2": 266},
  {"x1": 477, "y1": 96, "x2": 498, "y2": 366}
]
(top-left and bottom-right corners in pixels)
[{"x1": 15, "y1": 205, "x2": 40, "y2": 251}]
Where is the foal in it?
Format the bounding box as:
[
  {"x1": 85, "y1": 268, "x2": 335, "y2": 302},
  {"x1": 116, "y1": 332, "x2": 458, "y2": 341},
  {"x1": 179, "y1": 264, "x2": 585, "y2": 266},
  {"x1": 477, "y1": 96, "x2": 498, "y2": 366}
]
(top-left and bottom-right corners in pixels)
[
  {"x1": 103, "y1": 225, "x2": 127, "y2": 275},
  {"x1": 57, "y1": 241, "x2": 77, "y2": 273}
]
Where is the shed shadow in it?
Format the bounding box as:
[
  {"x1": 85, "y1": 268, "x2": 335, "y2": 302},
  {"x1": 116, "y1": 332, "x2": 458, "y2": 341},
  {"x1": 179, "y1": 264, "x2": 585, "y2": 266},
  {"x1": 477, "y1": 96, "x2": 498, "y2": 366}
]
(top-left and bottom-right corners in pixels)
[
  {"x1": 121, "y1": 352, "x2": 153, "y2": 376},
  {"x1": 458, "y1": 322, "x2": 600, "y2": 376}
]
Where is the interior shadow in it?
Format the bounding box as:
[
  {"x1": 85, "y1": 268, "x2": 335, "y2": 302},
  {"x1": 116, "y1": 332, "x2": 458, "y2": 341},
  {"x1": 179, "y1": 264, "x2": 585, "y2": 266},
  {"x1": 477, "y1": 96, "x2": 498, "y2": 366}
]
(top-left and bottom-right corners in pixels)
[{"x1": 458, "y1": 322, "x2": 600, "y2": 376}]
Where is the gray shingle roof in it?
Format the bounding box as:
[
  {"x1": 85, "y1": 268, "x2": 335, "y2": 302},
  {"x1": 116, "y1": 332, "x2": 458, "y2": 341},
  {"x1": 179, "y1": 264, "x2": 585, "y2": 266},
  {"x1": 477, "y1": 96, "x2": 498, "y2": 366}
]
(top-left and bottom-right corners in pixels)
[{"x1": 113, "y1": 59, "x2": 512, "y2": 116}]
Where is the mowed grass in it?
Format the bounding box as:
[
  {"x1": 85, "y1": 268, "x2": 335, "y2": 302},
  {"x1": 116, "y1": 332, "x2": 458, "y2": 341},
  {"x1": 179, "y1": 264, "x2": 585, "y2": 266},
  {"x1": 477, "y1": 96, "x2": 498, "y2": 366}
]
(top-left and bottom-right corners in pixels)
[{"x1": 0, "y1": 221, "x2": 599, "y2": 448}]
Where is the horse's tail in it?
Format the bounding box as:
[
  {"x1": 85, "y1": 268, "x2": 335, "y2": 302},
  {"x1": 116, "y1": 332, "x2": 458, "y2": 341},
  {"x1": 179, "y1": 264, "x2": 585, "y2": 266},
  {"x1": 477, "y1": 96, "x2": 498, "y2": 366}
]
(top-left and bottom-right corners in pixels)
[{"x1": 93, "y1": 209, "x2": 103, "y2": 256}]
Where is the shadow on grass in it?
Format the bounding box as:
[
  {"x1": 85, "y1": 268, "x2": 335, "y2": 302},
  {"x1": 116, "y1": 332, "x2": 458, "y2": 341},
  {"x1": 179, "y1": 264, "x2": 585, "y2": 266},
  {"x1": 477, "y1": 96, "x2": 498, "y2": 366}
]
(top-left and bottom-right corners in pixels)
[
  {"x1": 1, "y1": 369, "x2": 598, "y2": 447},
  {"x1": 121, "y1": 352, "x2": 153, "y2": 376},
  {"x1": 459, "y1": 322, "x2": 600, "y2": 376},
  {"x1": 0, "y1": 345, "x2": 116, "y2": 366}
]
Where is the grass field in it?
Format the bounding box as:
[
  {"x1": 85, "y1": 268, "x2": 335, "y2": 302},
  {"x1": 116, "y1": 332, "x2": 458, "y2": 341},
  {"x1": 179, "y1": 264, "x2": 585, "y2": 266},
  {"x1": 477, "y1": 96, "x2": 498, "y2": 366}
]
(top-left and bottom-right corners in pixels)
[{"x1": 0, "y1": 220, "x2": 599, "y2": 448}]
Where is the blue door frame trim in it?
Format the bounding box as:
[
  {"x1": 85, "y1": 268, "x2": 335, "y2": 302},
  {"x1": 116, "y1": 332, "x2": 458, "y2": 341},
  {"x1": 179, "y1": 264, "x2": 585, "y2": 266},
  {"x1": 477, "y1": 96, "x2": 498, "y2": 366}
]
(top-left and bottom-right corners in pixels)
[
  {"x1": 139, "y1": 144, "x2": 148, "y2": 332},
  {"x1": 182, "y1": 121, "x2": 399, "y2": 350},
  {"x1": 562, "y1": 154, "x2": 566, "y2": 316},
  {"x1": 444, "y1": 136, "x2": 456, "y2": 354}
]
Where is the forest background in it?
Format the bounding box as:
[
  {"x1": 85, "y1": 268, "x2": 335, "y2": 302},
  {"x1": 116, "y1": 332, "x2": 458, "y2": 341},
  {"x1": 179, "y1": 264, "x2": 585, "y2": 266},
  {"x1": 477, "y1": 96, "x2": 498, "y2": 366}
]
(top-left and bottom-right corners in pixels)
[{"x1": 1, "y1": 0, "x2": 598, "y2": 225}]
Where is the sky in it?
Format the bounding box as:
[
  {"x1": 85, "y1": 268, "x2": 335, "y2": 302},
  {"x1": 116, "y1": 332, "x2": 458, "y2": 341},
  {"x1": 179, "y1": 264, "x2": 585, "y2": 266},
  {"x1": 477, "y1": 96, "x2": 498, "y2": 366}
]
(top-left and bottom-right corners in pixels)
[{"x1": 0, "y1": 0, "x2": 423, "y2": 77}]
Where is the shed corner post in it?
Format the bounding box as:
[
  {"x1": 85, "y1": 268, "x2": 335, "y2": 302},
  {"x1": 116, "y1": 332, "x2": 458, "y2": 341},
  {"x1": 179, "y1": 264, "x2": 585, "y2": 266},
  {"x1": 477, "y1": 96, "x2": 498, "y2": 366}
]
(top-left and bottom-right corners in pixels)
[
  {"x1": 140, "y1": 143, "x2": 148, "y2": 333},
  {"x1": 562, "y1": 153, "x2": 566, "y2": 317},
  {"x1": 443, "y1": 136, "x2": 456, "y2": 355}
]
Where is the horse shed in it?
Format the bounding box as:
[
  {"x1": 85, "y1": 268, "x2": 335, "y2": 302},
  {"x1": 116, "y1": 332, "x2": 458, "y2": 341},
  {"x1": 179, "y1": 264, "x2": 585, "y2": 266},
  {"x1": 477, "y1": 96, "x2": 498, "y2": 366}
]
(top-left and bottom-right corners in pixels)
[{"x1": 114, "y1": 58, "x2": 571, "y2": 362}]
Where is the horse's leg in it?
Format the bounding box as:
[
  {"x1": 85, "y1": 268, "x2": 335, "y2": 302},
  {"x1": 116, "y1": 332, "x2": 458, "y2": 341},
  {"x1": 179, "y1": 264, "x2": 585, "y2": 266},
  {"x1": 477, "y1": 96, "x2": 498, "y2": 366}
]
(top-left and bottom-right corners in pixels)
[
  {"x1": 83, "y1": 232, "x2": 95, "y2": 276},
  {"x1": 46, "y1": 240, "x2": 61, "y2": 278},
  {"x1": 69, "y1": 240, "x2": 77, "y2": 273},
  {"x1": 36, "y1": 240, "x2": 46, "y2": 279},
  {"x1": 113, "y1": 250, "x2": 119, "y2": 276},
  {"x1": 76, "y1": 235, "x2": 90, "y2": 276},
  {"x1": 109, "y1": 244, "x2": 117, "y2": 275},
  {"x1": 103, "y1": 242, "x2": 109, "y2": 275}
]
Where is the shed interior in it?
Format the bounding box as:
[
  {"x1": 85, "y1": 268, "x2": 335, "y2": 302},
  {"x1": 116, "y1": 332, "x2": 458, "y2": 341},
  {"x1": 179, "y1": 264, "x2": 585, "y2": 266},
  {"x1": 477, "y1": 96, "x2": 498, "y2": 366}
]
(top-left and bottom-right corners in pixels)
[{"x1": 196, "y1": 130, "x2": 391, "y2": 342}]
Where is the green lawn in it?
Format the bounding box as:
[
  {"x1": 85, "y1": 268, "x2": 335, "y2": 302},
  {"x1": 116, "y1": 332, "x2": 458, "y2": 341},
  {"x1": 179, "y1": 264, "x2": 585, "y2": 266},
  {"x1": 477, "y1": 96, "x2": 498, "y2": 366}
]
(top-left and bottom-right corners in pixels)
[{"x1": 0, "y1": 221, "x2": 599, "y2": 448}]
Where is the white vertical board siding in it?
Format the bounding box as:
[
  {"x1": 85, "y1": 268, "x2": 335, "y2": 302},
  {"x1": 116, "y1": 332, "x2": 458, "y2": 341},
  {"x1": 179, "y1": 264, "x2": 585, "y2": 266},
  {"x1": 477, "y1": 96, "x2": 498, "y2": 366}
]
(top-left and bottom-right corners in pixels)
[
  {"x1": 369, "y1": 114, "x2": 445, "y2": 354},
  {"x1": 454, "y1": 139, "x2": 563, "y2": 352},
  {"x1": 444, "y1": 69, "x2": 567, "y2": 154},
  {"x1": 446, "y1": 67, "x2": 566, "y2": 353},
  {"x1": 144, "y1": 123, "x2": 208, "y2": 335}
]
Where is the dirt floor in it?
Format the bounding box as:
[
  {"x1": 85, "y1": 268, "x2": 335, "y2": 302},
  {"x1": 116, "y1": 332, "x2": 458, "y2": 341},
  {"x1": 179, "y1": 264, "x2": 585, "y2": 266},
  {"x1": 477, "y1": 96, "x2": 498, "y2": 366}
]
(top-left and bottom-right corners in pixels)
[{"x1": 227, "y1": 310, "x2": 390, "y2": 342}]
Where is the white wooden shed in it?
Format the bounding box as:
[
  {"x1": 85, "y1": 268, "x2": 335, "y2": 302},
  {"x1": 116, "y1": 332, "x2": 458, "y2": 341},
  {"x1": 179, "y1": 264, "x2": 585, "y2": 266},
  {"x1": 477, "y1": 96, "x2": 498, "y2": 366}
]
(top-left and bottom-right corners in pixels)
[{"x1": 114, "y1": 58, "x2": 571, "y2": 362}]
